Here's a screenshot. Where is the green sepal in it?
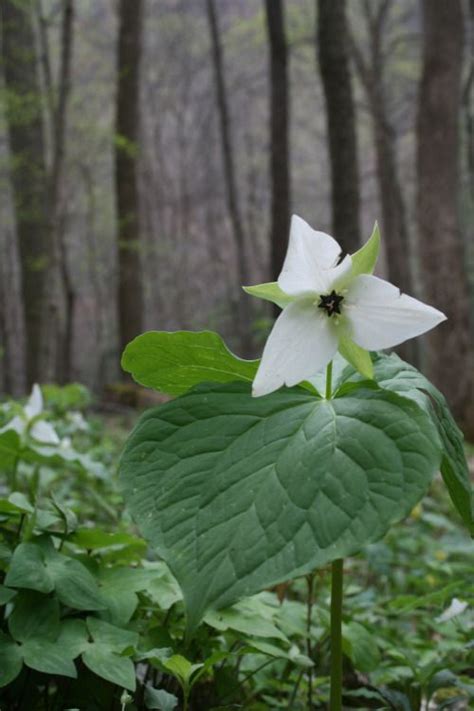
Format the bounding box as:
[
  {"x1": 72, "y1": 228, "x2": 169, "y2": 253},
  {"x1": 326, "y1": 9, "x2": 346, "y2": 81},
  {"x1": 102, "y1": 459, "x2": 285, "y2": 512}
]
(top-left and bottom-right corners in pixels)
[
  {"x1": 338, "y1": 335, "x2": 373, "y2": 380},
  {"x1": 351, "y1": 222, "x2": 380, "y2": 276},
  {"x1": 242, "y1": 283, "x2": 293, "y2": 309}
]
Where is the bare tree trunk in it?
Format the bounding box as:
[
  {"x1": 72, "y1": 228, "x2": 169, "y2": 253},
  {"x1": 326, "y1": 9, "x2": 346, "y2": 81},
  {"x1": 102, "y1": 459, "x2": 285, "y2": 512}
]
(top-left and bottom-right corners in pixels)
[
  {"x1": 1, "y1": 0, "x2": 47, "y2": 386},
  {"x1": 463, "y1": 0, "x2": 474, "y2": 201},
  {"x1": 350, "y1": 0, "x2": 416, "y2": 363},
  {"x1": 115, "y1": 0, "x2": 144, "y2": 354},
  {"x1": 264, "y1": 0, "x2": 291, "y2": 284},
  {"x1": 38, "y1": 0, "x2": 74, "y2": 382},
  {"x1": 417, "y1": 0, "x2": 474, "y2": 436},
  {"x1": 317, "y1": 0, "x2": 360, "y2": 254},
  {"x1": 205, "y1": 0, "x2": 251, "y2": 352}
]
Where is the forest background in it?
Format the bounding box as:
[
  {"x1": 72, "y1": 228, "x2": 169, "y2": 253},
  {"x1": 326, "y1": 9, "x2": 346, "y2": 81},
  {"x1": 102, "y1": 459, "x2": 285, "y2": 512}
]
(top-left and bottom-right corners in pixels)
[{"x1": 0, "y1": 0, "x2": 473, "y2": 437}]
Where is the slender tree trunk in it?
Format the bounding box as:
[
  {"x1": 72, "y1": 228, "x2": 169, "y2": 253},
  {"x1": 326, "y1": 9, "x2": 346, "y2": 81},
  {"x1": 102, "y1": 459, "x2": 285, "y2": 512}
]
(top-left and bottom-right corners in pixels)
[
  {"x1": 350, "y1": 1, "x2": 416, "y2": 363},
  {"x1": 205, "y1": 0, "x2": 251, "y2": 352},
  {"x1": 317, "y1": 0, "x2": 361, "y2": 253},
  {"x1": 115, "y1": 0, "x2": 144, "y2": 354},
  {"x1": 264, "y1": 0, "x2": 291, "y2": 284},
  {"x1": 417, "y1": 0, "x2": 474, "y2": 435},
  {"x1": 1, "y1": 0, "x2": 47, "y2": 386},
  {"x1": 38, "y1": 0, "x2": 74, "y2": 382}
]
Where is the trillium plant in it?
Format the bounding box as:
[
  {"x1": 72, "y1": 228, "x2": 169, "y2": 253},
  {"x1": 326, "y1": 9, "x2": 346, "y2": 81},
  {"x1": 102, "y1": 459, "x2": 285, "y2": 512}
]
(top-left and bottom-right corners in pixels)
[{"x1": 119, "y1": 217, "x2": 473, "y2": 709}]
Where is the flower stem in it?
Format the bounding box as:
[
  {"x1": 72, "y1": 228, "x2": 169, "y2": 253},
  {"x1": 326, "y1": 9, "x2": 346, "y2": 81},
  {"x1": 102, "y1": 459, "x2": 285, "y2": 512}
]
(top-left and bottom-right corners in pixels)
[
  {"x1": 330, "y1": 558, "x2": 344, "y2": 710},
  {"x1": 325, "y1": 361, "x2": 333, "y2": 399}
]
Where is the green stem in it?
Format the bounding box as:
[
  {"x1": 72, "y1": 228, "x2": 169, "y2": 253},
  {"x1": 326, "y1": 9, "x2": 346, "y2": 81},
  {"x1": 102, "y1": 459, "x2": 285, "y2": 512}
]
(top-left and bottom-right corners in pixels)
[
  {"x1": 330, "y1": 558, "x2": 344, "y2": 711},
  {"x1": 306, "y1": 573, "x2": 315, "y2": 708},
  {"x1": 325, "y1": 361, "x2": 333, "y2": 399}
]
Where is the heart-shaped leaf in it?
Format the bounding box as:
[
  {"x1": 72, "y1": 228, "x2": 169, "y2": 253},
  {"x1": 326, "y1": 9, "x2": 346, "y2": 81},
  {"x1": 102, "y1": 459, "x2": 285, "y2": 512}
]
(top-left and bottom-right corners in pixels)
[
  {"x1": 119, "y1": 382, "x2": 441, "y2": 634},
  {"x1": 122, "y1": 330, "x2": 258, "y2": 396},
  {"x1": 336, "y1": 352, "x2": 474, "y2": 534}
]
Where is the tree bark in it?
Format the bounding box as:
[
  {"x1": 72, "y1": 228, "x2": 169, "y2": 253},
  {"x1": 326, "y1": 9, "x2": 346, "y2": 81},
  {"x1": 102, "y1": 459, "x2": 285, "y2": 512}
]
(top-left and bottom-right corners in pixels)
[
  {"x1": 38, "y1": 0, "x2": 74, "y2": 382},
  {"x1": 317, "y1": 0, "x2": 361, "y2": 254},
  {"x1": 115, "y1": 0, "x2": 144, "y2": 354},
  {"x1": 417, "y1": 0, "x2": 474, "y2": 435},
  {"x1": 351, "y1": 1, "x2": 412, "y2": 295},
  {"x1": 1, "y1": 0, "x2": 48, "y2": 386},
  {"x1": 205, "y1": 0, "x2": 251, "y2": 352},
  {"x1": 350, "y1": 1, "x2": 416, "y2": 363},
  {"x1": 264, "y1": 0, "x2": 291, "y2": 283}
]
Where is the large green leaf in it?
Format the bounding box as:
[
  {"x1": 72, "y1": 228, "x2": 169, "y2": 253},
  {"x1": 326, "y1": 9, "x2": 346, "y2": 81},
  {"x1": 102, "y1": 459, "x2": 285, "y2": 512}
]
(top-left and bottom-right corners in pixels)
[
  {"x1": 5, "y1": 538, "x2": 106, "y2": 610},
  {"x1": 0, "y1": 430, "x2": 21, "y2": 471},
  {"x1": 120, "y1": 382, "x2": 441, "y2": 634},
  {"x1": 337, "y1": 352, "x2": 474, "y2": 534},
  {"x1": 0, "y1": 632, "x2": 23, "y2": 687},
  {"x1": 122, "y1": 330, "x2": 258, "y2": 396},
  {"x1": 8, "y1": 591, "x2": 60, "y2": 642},
  {"x1": 81, "y1": 617, "x2": 138, "y2": 691}
]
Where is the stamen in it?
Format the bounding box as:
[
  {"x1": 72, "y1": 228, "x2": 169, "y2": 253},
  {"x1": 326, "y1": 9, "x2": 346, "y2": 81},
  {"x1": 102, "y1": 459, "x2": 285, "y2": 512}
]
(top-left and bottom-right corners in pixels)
[{"x1": 318, "y1": 290, "x2": 344, "y2": 317}]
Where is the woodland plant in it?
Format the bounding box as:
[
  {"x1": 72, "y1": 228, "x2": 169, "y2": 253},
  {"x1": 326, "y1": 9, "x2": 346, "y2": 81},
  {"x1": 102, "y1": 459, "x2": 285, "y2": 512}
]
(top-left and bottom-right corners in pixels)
[
  {"x1": 119, "y1": 217, "x2": 473, "y2": 709},
  {"x1": 0, "y1": 219, "x2": 472, "y2": 710}
]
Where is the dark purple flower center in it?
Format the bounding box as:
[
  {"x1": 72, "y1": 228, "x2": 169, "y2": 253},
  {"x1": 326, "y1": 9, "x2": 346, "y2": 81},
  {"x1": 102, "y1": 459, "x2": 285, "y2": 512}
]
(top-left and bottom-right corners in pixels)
[{"x1": 318, "y1": 290, "x2": 344, "y2": 317}]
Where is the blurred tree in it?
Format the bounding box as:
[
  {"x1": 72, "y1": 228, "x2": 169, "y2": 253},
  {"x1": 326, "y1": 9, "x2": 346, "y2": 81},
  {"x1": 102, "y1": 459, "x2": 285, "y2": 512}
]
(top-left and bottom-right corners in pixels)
[
  {"x1": 350, "y1": 1, "x2": 412, "y2": 298},
  {"x1": 417, "y1": 0, "x2": 474, "y2": 435},
  {"x1": 38, "y1": 0, "x2": 74, "y2": 382},
  {"x1": 264, "y1": 0, "x2": 291, "y2": 285},
  {"x1": 115, "y1": 0, "x2": 144, "y2": 353},
  {"x1": 205, "y1": 0, "x2": 251, "y2": 353},
  {"x1": 1, "y1": 0, "x2": 47, "y2": 386},
  {"x1": 317, "y1": 0, "x2": 360, "y2": 253},
  {"x1": 463, "y1": 0, "x2": 474, "y2": 201},
  {"x1": 349, "y1": 0, "x2": 416, "y2": 364}
]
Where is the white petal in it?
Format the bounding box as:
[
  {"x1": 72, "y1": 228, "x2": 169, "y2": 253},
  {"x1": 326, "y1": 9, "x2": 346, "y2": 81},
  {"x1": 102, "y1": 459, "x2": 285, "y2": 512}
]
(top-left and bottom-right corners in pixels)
[
  {"x1": 0, "y1": 415, "x2": 25, "y2": 437},
  {"x1": 253, "y1": 300, "x2": 338, "y2": 396},
  {"x1": 345, "y1": 274, "x2": 447, "y2": 350},
  {"x1": 278, "y1": 215, "x2": 344, "y2": 296},
  {"x1": 436, "y1": 598, "x2": 468, "y2": 623},
  {"x1": 24, "y1": 384, "x2": 43, "y2": 420},
  {"x1": 30, "y1": 420, "x2": 60, "y2": 445}
]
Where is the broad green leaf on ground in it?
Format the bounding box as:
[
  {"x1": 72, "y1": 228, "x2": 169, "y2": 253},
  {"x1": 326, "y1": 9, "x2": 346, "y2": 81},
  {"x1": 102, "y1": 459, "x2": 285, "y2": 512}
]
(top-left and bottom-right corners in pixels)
[
  {"x1": 162, "y1": 655, "x2": 203, "y2": 690},
  {"x1": 3, "y1": 596, "x2": 82, "y2": 682},
  {"x1": 81, "y1": 617, "x2": 138, "y2": 691},
  {"x1": 204, "y1": 595, "x2": 288, "y2": 641},
  {"x1": 120, "y1": 381, "x2": 441, "y2": 633},
  {"x1": 337, "y1": 352, "x2": 474, "y2": 534},
  {"x1": 0, "y1": 430, "x2": 21, "y2": 471},
  {"x1": 5, "y1": 538, "x2": 106, "y2": 610},
  {"x1": 0, "y1": 585, "x2": 16, "y2": 605},
  {"x1": 343, "y1": 621, "x2": 381, "y2": 673},
  {"x1": 96, "y1": 565, "x2": 164, "y2": 625},
  {"x1": 122, "y1": 330, "x2": 258, "y2": 396},
  {"x1": 0, "y1": 632, "x2": 23, "y2": 687},
  {"x1": 8, "y1": 591, "x2": 60, "y2": 642},
  {"x1": 141, "y1": 561, "x2": 183, "y2": 611},
  {"x1": 145, "y1": 685, "x2": 179, "y2": 711}
]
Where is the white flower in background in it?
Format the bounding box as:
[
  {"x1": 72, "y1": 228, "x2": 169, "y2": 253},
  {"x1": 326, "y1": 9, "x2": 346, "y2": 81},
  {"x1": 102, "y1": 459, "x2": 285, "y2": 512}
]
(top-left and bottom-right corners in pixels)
[
  {"x1": 246, "y1": 216, "x2": 446, "y2": 397},
  {"x1": 435, "y1": 598, "x2": 468, "y2": 623},
  {"x1": 0, "y1": 384, "x2": 60, "y2": 445}
]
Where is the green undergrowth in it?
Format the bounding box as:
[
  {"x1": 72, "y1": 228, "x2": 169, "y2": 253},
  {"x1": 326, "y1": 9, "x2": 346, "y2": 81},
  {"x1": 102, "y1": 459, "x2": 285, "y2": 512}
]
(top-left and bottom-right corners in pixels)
[{"x1": 0, "y1": 384, "x2": 472, "y2": 710}]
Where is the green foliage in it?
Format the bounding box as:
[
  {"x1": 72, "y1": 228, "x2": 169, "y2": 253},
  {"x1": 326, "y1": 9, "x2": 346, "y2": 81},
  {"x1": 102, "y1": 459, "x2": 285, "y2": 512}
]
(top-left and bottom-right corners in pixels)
[
  {"x1": 0, "y1": 368, "x2": 472, "y2": 709},
  {"x1": 122, "y1": 330, "x2": 259, "y2": 396},
  {"x1": 120, "y1": 380, "x2": 441, "y2": 634}
]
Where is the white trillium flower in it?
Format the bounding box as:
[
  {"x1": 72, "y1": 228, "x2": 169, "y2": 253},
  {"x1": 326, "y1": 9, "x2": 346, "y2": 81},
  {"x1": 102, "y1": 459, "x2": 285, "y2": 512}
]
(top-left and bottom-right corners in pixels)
[
  {"x1": 435, "y1": 597, "x2": 468, "y2": 623},
  {"x1": 246, "y1": 216, "x2": 447, "y2": 397},
  {"x1": 0, "y1": 384, "x2": 60, "y2": 445}
]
